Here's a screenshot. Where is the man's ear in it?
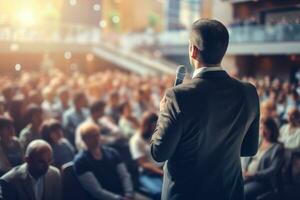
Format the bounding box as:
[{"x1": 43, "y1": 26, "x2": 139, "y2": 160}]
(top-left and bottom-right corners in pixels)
[{"x1": 191, "y1": 45, "x2": 199, "y2": 60}]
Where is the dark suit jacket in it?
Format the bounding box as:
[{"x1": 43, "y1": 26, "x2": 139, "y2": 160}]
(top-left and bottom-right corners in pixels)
[
  {"x1": 244, "y1": 143, "x2": 284, "y2": 185},
  {"x1": 150, "y1": 70, "x2": 260, "y2": 200},
  {"x1": 0, "y1": 164, "x2": 61, "y2": 200}
]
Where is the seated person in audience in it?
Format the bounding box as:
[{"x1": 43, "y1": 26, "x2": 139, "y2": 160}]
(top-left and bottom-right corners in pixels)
[
  {"x1": 73, "y1": 122, "x2": 134, "y2": 200},
  {"x1": 41, "y1": 87, "x2": 57, "y2": 119},
  {"x1": 53, "y1": 87, "x2": 70, "y2": 121},
  {"x1": 40, "y1": 119, "x2": 75, "y2": 168},
  {"x1": 105, "y1": 91, "x2": 122, "y2": 124},
  {"x1": 0, "y1": 116, "x2": 23, "y2": 176},
  {"x1": 243, "y1": 117, "x2": 284, "y2": 200},
  {"x1": 75, "y1": 100, "x2": 121, "y2": 150},
  {"x1": 129, "y1": 112, "x2": 163, "y2": 200},
  {"x1": 19, "y1": 104, "x2": 43, "y2": 150},
  {"x1": 279, "y1": 107, "x2": 300, "y2": 149},
  {"x1": 118, "y1": 101, "x2": 139, "y2": 139},
  {"x1": 0, "y1": 140, "x2": 61, "y2": 200},
  {"x1": 62, "y1": 92, "x2": 89, "y2": 145}
]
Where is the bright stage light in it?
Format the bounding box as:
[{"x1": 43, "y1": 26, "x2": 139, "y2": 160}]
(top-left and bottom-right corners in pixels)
[
  {"x1": 64, "y1": 51, "x2": 72, "y2": 60},
  {"x1": 99, "y1": 20, "x2": 107, "y2": 28},
  {"x1": 93, "y1": 4, "x2": 101, "y2": 11},
  {"x1": 112, "y1": 16, "x2": 120, "y2": 24},
  {"x1": 15, "y1": 64, "x2": 22, "y2": 71},
  {"x1": 69, "y1": 0, "x2": 77, "y2": 6},
  {"x1": 18, "y1": 10, "x2": 37, "y2": 26}
]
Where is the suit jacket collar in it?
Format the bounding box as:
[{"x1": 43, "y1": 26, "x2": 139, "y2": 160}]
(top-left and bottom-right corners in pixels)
[{"x1": 193, "y1": 69, "x2": 230, "y2": 79}]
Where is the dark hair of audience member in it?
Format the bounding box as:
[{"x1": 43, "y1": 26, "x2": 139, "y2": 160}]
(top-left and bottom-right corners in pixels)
[
  {"x1": 40, "y1": 119, "x2": 63, "y2": 145},
  {"x1": 0, "y1": 115, "x2": 14, "y2": 133},
  {"x1": 262, "y1": 117, "x2": 279, "y2": 143},
  {"x1": 24, "y1": 104, "x2": 43, "y2": 125},
  {"x1": 90, "y1": 100, "x2": 106, "y2": 114}
]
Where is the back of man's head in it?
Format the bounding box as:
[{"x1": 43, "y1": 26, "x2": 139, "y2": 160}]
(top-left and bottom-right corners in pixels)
[{"x1": 190, "y1": 19, "x2": 229, "y2": 65}]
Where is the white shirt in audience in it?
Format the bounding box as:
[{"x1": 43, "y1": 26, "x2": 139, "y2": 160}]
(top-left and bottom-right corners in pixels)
[
  {"x1": 279, "y1": 124, "x2": 300, "y2": 149},
  {"x1": 28, "y1": 173, "x2": 44, "y2": 200},
  {"x1": 129, "y1": 132, "x2": 163, "y2": 168}
]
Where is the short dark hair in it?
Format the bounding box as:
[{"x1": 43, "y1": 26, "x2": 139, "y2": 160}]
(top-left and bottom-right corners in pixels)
[
  {"x1": 24, "y1": 104, "x2": 42, "y2": 123},
  {"x1": 262, "y1": 117, "x2": 279, "y2": 143},
  {"x1": 40, "y1": 119, "x2": 62, "y2": 145},
  {"x1": 89, "y1": 100, "x2": 105, "y2": 114},
  {"x1": 73, "y1": 92, "x2": 86, "y2": 104},
  {"x1": 0, "y1": 115, "x2": 13, "y2": 131},
  {"x1": 190, "y1": 19, "x2": 229, "y2": 65}
]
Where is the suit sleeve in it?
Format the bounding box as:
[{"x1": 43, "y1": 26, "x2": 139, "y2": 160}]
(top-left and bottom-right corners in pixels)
[
  {"x1": 150, "y1": 89, "x2": 182, "y2": 162},
  {"x1": 241, "y1": 85, "x2": 260, "y2": 157}
]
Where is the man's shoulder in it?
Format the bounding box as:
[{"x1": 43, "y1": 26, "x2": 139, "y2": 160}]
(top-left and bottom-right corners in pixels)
[
  {"x1": 0, "y1": 164, "x2": 26, "y2": 183},
  {"x1": 73, "y1": 150, "x2": 88, "y2": 164},
  {"x1": 47, "y1": 166, "x2": 61, "y2": 177}
]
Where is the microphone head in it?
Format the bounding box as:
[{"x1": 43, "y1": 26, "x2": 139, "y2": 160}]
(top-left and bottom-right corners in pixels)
[
  {"x1": 176, "y1": 65, "x2": 186, "y2": 80},
  {"x1": 174, "y1": 65, "x2": 186, "y2": 86}
]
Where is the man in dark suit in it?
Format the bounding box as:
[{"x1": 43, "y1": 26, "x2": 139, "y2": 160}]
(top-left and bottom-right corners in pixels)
[
  {"x1": 150, "y1": 19, "x2": 260, "y2": 200},
  {"x1": 0, "y1": 140, "x2": 61, "y2": 200}
]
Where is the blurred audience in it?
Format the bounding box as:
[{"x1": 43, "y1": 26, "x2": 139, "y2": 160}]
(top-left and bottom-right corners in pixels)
[
  {"x1": 243, "y1": 118, "x2": 284, "y2": 200},
  {"x1": 279, "y1": 107, "x2": 300, "y2": 150},
  {"x1": 53, "y1": 87, "x2": 70, "y2": 120},
  {"x1": 1, "y1": 67, "x2": 300, "y2": 199},
  {"x1": 40, "y1": 119, "x2": 75, "y2": 169},
  {"x1": 129, "y1": 112, "x2": 163, "y2": 200},
  {"x1": 19, "y1": 104, "x2": 44, "y2": 150},
  {"x1": 62, "y1": 92, "x2": 89, "y2": 145},
  {"x1": 119, "y1": 101, "x2": 139, "y2": 139},
  {"x1": 0, "y1": 140, "x2": 61, "y2": 200},
  {"x1": 0, "y1": 116, "x2": 23, "y2": 176}
]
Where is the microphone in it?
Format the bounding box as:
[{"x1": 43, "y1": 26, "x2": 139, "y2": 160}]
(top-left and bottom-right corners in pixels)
[{"x1": 174, "y1": 65, "x2": 186, "y2": 86}]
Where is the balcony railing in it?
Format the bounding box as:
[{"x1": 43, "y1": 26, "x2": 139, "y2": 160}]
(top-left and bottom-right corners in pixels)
[
  {"x1": 229, "y1": 24, "x2": 300, "y2": 43},
  {"x1": 0, "y1": 24, "x2": 101, "y2": 44}
]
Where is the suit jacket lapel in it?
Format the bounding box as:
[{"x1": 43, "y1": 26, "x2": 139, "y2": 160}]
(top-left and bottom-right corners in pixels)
[
  {"x1": 42, "y1": 173, "x2": 48, "y2": 200},
  {"x1": 20, "y1": 164, "x2": 36, "y2": 200}
]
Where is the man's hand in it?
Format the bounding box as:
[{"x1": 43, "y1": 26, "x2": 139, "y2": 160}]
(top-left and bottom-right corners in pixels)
[{"x1": 243, "y1": 171, "x2": 253, "y2": 177}]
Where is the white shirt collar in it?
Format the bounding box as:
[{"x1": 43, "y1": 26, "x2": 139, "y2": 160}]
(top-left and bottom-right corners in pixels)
[
  {"x1": 27, "y1": 167, "x2": 44, "y2": 200},
  {"x1": 192, "y1": 66, "x2": 224, "y2": 79}
]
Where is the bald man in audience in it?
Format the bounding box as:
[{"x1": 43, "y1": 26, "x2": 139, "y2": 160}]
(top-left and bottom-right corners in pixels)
[{"x1": 0, "y1": 140, "x2": 61, "y2": 200}]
